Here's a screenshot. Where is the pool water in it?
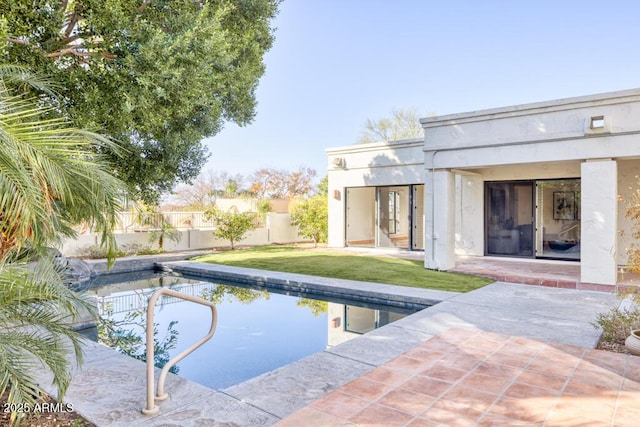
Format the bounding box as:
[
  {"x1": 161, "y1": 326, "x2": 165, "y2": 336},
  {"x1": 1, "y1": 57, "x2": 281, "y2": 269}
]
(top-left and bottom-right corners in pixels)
[{"x1": 89, "y1": 273, "x2": 416, "y2": 390}]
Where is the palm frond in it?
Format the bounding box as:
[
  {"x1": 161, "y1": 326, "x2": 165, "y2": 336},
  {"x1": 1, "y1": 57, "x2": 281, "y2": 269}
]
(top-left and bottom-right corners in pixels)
[
  {"x1": 0, "y1": 70, "x2": 127, "y2": 424},
  {"x1": 0, "y1": 256, "x2": 94, "y2": 416},
  {"x1": 0, "y1": 65, "x2": 59, "y2": 96},
  {"x1": 0, "y1": 90, "x2": 127, "y2": 259}
]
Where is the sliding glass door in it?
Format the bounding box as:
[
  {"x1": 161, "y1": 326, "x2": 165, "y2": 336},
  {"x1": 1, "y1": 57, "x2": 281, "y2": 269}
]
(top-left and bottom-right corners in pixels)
[
  {"x1": 486, "y1": 182, "x2": 534, "y2": 257},
  {"x1": 376, "y1": 186, "x2": 409, "y2": 249},
  {"x1": 535, "y1": 179, "x2": 581, "y2": 260},
  {"x1": 345, "y1": 185, "x2": 423, "y2": 250},
  {"x1": 485, "y1": 179, "x2": 580, "y2": 260},
  {"x1": 346, "y1": 187, "x2": 375, "y2": 247}
]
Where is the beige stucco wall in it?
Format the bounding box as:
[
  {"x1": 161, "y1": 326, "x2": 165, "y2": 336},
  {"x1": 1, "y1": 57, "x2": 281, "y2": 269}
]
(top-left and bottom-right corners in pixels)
[
  {"x1": 454, "y1": 173, "x2": 483, "y2": 256},
  {"x1": 326, "y1": 139, "x2": 424, "y2": 247},
  {"x1": 425, "y1": 170, "x2": 455, "y2": 269},
  {"x1": 581, "y1": 160, "x2": 618, "y2": 285},
  {"x1": 267, "y1": 212, "x2": 305, "y2": 244},
  {"x1": 423, "y1": 89, "x2": 640, "y2": 285},
  {"x1": 326, "y1": 88, "x2": 640, "y2": 286},
  {"x1": 422, "y1": 89, "x2": 640, "y2": 152}
]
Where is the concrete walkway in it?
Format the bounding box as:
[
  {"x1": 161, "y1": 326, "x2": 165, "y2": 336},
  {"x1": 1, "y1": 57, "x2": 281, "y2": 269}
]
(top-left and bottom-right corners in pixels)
[{"x1": 35, "y1": 261, "x2": 630, "y2": 426}]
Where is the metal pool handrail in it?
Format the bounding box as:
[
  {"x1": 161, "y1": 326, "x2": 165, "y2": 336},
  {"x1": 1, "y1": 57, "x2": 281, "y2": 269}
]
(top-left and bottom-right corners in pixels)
[{"x1": 141, "y1": 288, "x2": 218, "y2": 415}]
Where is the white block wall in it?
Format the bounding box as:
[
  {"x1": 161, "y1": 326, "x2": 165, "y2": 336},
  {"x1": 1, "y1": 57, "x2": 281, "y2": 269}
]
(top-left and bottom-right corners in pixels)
[{"x1": 60, "y1": 212, "x2": 304, "y2": 257}]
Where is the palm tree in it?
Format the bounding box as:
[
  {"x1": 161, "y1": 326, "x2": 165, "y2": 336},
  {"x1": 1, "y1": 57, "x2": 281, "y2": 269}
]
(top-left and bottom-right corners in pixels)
[
  {"x1": 0, "y1": 67, "x2": 126, "y2": 425},
  {"x1": 0, "y1": 92, "x2": 123, "y2": 260},
  {"x1": 150, "y1": 220, "x2": 182, "y2": 251},
  {"x1": 134, "y1": 205, "x2": 182, "y2": 251},
  {"x1": 0, "y1": 257, "x2": 95, "y2": 421}
]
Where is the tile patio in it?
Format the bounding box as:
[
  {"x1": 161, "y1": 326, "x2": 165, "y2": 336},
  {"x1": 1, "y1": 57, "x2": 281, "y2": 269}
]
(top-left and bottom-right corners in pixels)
[{"x1": 277, "y1": 328, "x2": 640, "y2": 426}]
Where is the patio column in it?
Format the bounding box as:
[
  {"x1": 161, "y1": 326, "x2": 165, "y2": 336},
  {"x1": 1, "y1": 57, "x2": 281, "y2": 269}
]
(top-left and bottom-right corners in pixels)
[
  {"x1": 425, "y1": 170, "x2": 455, "y2": 270},
  {"x1": 581, "y1": 159, "x2": 618, "y2": 286},
  {"x1": 456, "y1": 173, "x2": 484, "y2": 256}
]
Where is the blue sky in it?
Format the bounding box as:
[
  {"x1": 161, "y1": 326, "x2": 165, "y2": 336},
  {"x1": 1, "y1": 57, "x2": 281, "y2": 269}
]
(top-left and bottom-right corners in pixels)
[{"x1": 202, "y1": 0, "x2": 640, "y2": 180}]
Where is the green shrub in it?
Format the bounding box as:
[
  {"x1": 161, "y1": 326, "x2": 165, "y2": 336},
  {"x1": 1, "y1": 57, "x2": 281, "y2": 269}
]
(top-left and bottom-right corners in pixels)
[
  {"x1": 119, "y1": 243, "x2": 145, "y2": 255},
  {"x1": 134, "y1": 246, "x2": 164, "y2": 256},
  {"x1": 122, "y1": 243, "x2": 164, "y2": 256},
  {"x1": 593, "y1": 305, "x2": 640, "y2": 345},
  {"x1": 290, "y1": 195, "x2": 328, "y2": 247},
  {"x1": 79, "y1": 244, "x2": 127, "y2": 259},
  {"x1": 205, "y1": 206, "x2": 257, "y2": 249},
  {"x1": 78, "y1": 243, "x2": 163, "y2": 259}
]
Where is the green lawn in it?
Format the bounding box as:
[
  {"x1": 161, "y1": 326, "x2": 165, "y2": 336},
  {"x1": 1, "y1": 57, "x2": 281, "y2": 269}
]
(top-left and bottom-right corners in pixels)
[{"x1": 193, "y1": 245, "x2": 492, "y2": 293}]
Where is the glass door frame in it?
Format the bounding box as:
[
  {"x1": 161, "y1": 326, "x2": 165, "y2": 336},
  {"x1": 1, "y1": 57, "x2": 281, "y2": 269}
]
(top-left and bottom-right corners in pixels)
[
  {"x1": 535, "y1": 178, "x2": 581, "y2": 261},
  {"x1": 344, "y1": 184, "x2": 424, "y2": 251},
  {"x1": 375, "y1": 186, "x2": 409, "y2": 249},
  {"x1": 484, "y1": 178, "x2": 581, "y2": 261},
  {"x1": 484, "y1": 180, "x2": 536, "y2": 259},
  {"x1": 410, "y1": 185, "x2": 425, "y2": 250}
]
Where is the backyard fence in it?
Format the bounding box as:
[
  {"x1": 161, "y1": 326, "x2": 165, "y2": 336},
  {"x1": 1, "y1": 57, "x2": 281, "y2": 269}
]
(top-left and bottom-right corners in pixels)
[
  {"x1": 115, "y1": 211, "x2": 217, "y2": 232},
  {"x1": 61, "y1": 212, "x2": 305, "y2": 257}
]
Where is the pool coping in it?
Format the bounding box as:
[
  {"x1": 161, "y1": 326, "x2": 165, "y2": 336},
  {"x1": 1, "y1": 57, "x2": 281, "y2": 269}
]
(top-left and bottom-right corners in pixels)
[
  {"x1": 35, "y1": 261, "x2": 621, "y2": 426},
  {"x1": 158, "y1": 260, "x2": 459, "y2": 310}
]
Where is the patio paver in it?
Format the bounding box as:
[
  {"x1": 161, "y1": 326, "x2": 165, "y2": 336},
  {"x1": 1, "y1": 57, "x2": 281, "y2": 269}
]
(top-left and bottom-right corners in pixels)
[{"x1": 277, "y1": 328, "x2": 640, "y2": 427}]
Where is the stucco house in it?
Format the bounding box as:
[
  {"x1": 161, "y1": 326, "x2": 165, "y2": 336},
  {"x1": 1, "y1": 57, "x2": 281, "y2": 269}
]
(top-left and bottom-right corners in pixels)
[{"x1": 326, "y1": 88, "x2": 640, "y2": 288}]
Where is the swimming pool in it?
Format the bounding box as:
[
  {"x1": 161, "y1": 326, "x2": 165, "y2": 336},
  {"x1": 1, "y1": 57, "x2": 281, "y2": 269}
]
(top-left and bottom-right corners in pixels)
[{"x1": 88, "y1": 272, "x2": 418, "y2": 390}]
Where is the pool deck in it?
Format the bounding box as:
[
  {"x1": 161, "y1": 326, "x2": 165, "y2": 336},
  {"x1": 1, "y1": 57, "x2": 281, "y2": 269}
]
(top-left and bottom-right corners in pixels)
[{"x1": 34, "y1": 260, "x2": 638, "y2": 426}]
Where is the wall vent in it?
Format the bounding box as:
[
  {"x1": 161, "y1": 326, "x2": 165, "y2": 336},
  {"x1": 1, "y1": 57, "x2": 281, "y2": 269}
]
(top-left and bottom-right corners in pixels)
[{"x1": 584, "y1": 115, "x2": 611, "y2": 135}]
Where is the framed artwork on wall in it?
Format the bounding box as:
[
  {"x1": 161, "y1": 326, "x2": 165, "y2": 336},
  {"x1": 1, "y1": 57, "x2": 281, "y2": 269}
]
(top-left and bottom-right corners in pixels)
[{"x1": 553, "y1": 191, "x2": 575, "y2": 220}]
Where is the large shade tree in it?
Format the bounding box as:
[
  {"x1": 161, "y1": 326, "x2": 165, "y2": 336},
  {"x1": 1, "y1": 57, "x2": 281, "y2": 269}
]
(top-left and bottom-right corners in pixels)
[
  {"x1": 168, "y1": 170, "x2": 248, "y2": 210},
  {"x1": 0, "y1": 0, "x2": 281, "y2": 203},
  {"x1": 0, "y1": 68, "x2": 126, "y2": 425},
  {"x1": 358, "y1": 107, "x2": 428, "y2": 144},
  {"x1": 249, "y1": 166, "x2": 317, "y2": 199}
]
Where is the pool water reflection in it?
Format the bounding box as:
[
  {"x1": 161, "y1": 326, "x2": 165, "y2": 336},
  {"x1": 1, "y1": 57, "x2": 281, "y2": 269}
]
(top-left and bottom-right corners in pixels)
[{"x1": 89, "y1": 273, "x2": 416, "y2": 390}]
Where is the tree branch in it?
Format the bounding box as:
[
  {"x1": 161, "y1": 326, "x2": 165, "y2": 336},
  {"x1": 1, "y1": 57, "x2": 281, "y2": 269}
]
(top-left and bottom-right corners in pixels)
[
  {"x1": 45, "y1": 46, "x2": 89, "y2": 58},
  {"x1": 7, "y1": 36, "x2": 116, "y2": 60},
  {"x1": 6, "y1": 37, "x2": 28, "y2": 46},
  {"x1": 45, "y1": 46, "x2": 116, "y2": 60},
  {"x1": 63, "y1": 13, "x2": 80, "y2": 39},
  {"x1": 138, "y1": 0, "x2": 151, "y2": 13},
  {"x1": 59, "y1": 34, "x2": 81, "y2": 46}
]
